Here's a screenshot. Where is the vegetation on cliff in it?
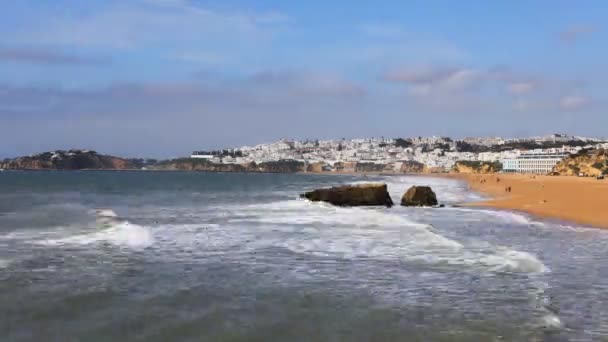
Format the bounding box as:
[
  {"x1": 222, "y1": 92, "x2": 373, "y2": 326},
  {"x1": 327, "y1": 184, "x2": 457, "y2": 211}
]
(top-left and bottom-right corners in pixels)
[
  {"x1": 0, "y1": 150, "x2": 134, "y2": 170},
  {"x1": 552, "y1": 149, "x2": 608, "y2": 177},
  {"x1": 400, "y1": 161, "x2": 425, "y2": 173},
  {"x1": 456, "y1": 139, "x2": 592, "y2": 153},
  {"x1": 152, "y1": 158, "x2": 305, "y2": 173},
  {"x1": 452, "y1": 161, "x2": 502, "y2": 174}
]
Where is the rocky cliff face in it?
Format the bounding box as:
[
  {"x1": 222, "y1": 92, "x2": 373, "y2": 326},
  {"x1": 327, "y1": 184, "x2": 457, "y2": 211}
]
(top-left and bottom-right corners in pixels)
[
  {"x1": 355, "y1": 162, "x2": 387, "y2": 173},
  {"x1": 552, "y1": 149, "x2": 608, "y2": 177},
  {"x1": 452, "y1": 161, "x2": 502, "y2": 174},
  {"x1": 400, "y1": 161, "x2": 425, "y2": 173},
  {"x1": 1, "y1": 150, "x2": 134, "y2": 170},
  {"x1": 306, "y1": 162, "x2": 324, "y2": 173}
]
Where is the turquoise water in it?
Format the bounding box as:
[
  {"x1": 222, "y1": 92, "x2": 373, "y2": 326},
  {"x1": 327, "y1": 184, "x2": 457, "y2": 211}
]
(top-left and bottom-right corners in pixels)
[{"x1": 1, "y1": 171, "x2": 608, "y2": 341}]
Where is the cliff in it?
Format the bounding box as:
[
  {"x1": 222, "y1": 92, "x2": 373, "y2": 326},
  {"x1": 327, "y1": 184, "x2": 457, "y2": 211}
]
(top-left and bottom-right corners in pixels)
[
  {"x1": 452, "y1": 161, "x2": 502, "y2": 174},
  {"x1": 0, "y1": 150, "x2": 135, "y2": 170},
  {"x1": 552, "y1": 149, "x2": 608, "y2": 177},
  {"x1": 152, "y1": 159, "x2": 306, "y2": 173},
  {"x1": 355, "y1": 162, "x2": 387, "y2": 173},
  {"x1": 400, "y1": 161, "x2": 425, "y2": 173}
]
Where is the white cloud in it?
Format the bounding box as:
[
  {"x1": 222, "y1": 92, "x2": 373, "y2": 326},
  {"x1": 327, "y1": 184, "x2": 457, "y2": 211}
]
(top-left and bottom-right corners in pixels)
[
  {"x1": 247, "y1": 70, "x2": 366, "y2": 99},
  {"x1": 559, "y1": 95, "x2": 589, "y2": 110},
  {"x1": 507, "y1": 81, "x2": 537, "y2": 95},
  {"x1": 9, "y1": 1, "x2": 290, "y2": 49},
  {"x1": 384, "y1": 66, "x2": 482, "y2": 95},
  {"x1": 383, "y1": 64, "x2": 595, "y2": 115}
]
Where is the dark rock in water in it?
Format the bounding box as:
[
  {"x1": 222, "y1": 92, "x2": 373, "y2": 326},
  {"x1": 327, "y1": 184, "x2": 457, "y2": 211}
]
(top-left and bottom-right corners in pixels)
[
  {"x1": 301, "y1": 183, "x2": 393, "y2": 207},
  {"x1": 401, "y1": 186, "x2": 438, "y2": 207}
]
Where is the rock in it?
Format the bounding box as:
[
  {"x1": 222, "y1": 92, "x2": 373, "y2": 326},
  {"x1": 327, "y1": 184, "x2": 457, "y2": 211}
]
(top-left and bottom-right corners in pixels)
[
  {"x1": 401, "y1": 186, "x2": 438, "y2": 207},
  {"x1": 301, "y1": 183, "x2": 393, "y2": 207}
]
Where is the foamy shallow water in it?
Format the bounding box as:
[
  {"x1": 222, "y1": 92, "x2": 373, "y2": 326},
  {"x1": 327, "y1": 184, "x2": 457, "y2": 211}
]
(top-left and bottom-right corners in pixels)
[{"x1": 1, "y1": 171, "x2": 608, "y2": 341}]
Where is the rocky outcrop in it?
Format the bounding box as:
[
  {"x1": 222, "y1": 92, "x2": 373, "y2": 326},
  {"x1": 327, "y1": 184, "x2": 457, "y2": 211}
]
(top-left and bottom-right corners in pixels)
[
  {"x1": 552, "y1": 149, "x2": 608, "y2": 177},
  {"x1": 0, "y1": 150, "x2": 134, "y2": 170},
  {"x1": 452, "y1": 161, "x2": 502, "y2": 174},
  {"x1": 301, "y1": 183, "x2": 393, "y2": 207},
  {"x1": 401, "y1": 186, "x2": 438, "y2": 207}
]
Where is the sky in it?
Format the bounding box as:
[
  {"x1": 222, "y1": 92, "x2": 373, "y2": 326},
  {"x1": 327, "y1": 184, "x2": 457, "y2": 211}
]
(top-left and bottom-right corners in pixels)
[{"x1": 0, "y1": 0, "x2": 606, "y2": 158}]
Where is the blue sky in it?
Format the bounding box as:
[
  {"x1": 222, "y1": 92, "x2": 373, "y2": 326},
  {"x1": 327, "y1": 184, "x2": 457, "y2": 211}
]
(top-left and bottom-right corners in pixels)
[{"x1": 0, "y1": 0, "x2": 606, "y2": 158}]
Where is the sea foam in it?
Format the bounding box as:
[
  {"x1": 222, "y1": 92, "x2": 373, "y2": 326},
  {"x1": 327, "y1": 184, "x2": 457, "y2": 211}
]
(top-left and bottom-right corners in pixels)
[
  {"x1": 42, "y1": 209, "x2": 154, "y2": 249},
  {"x1": 231, "y1": 198, "x2": 548, "y2": 275}
]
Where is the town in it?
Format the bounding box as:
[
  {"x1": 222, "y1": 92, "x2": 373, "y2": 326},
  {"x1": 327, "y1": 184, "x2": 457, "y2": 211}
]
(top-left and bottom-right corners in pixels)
[{"x1": 191, "y1": 134, "x2": 608, "y2": 174}]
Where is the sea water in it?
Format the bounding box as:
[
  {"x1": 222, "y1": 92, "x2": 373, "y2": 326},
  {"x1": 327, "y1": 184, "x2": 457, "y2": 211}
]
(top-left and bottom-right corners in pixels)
[{"x1": 1, "y1": 171, "x2": 608, "y2": 341}]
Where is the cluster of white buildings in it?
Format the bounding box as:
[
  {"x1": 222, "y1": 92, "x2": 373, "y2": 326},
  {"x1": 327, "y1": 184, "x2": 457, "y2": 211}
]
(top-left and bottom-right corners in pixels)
[
  {"x1": 190, "y1": 135, "x2": 605, "y2": 174},
  {"x1": 502, "y1": 152, "x2": 570, "y2": 174}
]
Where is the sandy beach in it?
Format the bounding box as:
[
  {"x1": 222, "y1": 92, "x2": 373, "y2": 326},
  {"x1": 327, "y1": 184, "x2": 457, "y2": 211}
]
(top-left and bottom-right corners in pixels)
[{"x1": 449, "y1": 173, "x2": 608, "y2": 229}]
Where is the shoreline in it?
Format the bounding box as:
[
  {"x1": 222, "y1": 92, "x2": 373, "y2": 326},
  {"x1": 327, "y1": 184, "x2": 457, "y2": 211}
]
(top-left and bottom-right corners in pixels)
[
  {"x1": 0, "y1": 168, "x2": 445, "y2": 176},
  {"x1": 5, "y1": 167, "x2": 607, "y2": 228},
  {"x1": 439, "y1": 173, "x2": 608, "y2": 229}
]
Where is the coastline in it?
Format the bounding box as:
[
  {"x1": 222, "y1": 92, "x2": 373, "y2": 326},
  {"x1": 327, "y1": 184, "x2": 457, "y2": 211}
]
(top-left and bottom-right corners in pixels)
[
  {"x1": 6, "y1": 167, "x2": 607, "y2": 229},
  {"x1": 441, "y1": 173, "x2": 608, "y2": 229}
]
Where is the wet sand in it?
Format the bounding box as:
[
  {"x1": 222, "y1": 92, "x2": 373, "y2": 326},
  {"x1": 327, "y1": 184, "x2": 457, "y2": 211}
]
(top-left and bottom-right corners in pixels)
[{"x1": 449, "y1": 173, "x2": 608, "y2": 229}]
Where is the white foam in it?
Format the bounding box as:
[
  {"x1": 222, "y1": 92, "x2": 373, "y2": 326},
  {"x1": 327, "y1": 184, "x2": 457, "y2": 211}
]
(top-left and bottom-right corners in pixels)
[
  {"x1": 0, "y1": 258, "x2": 11, "y2": 268},
  {"x1": 94, "y1": 209, "x2": 118, "y2": 218},
  {"x1": 446, "y1": 207, "x2": 546, "y2": 227},
  {"x1": 478, "y1": 249, "x2": 549, "y2": 273},
  {"x1": 236, "y1": 200, "x2": 548, "y2": 274},
  {"x1": 43, "y1": 222, "x2": 154, "y2": 249},
  {"x1": 541, "y1": 313, "x2": 563, "y2": 330},
  {"x1": 380, "y1": 175, "x2": 484, "y2": 204}
]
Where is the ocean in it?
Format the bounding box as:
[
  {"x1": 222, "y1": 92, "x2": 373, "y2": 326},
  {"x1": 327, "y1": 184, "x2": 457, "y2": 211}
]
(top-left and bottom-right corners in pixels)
[{"x1": 1, "y1": 171, "x2": 608, "y2": 341}]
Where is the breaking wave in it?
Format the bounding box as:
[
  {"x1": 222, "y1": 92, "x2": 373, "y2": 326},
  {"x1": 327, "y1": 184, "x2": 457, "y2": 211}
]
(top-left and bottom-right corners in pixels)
[
  {"x1": 0, "y1": 258, "x2": 11, "y2": 268},
  {"x1": 41, "y1": 209, "x2": 154, "y2": 249}
]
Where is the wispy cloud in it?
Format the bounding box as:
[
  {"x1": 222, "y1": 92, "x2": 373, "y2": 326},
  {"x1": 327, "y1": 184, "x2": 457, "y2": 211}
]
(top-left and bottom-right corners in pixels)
[
  {"x1": 0, "y1": 47, "x2": 106, "y2": 66},
  {"x1": 360, "y1": 23, "x2": 407, "y2": 38},
  {"x1": 382, "y1": 64, "x2": 593, "y2": 114},
  {"x1": 248, "y1": 69, "x2": 366, "y2": 99},
  {"x1": 559, "y1": 95, "x2": 589, "y2": 110},
  {"x1": 10, "y1": 1, "x2": 290, "y2": 49},
  {"x1": 0, "y1": 69, "x2": 367, "y2": 157},
  {"x1": 506, "y1": 81, "x2": 537, "y2": 95},
  {"x1": 384, "y1": 66, "x2": 485, "y2": 95},
  {"x1": 559, "y1": 25, "x2": 597, "y2": 43},
  {"x1": 0, "y1": 68, "x2": 364, "y2": 118},
  {"x1": 170, "y1": 51, "x2": 226, "y2": 66}
]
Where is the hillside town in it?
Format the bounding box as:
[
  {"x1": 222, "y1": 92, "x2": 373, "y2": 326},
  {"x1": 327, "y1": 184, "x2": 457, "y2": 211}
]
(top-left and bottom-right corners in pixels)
[
  {"x1": 3, "y1": 134, "x2": 607, "y2": 176},
  {"x1": 192, "y1": 134, "x2": 608, "y2": 174}
]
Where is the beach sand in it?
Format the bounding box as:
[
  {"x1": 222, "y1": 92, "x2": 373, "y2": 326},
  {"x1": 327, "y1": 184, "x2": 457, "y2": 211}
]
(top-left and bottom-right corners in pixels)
[{"x1": 449, "y1": 173, "x2": 608, "y2": 228}]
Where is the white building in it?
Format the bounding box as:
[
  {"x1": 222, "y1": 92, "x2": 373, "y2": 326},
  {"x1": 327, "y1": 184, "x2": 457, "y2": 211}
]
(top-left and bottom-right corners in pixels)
[
  {"x1": 190, "y1": 152, "x2": 214, "y2": 159},
  {"x1": 502, "y1": 152, "x2": 568, "y2": 174}
]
